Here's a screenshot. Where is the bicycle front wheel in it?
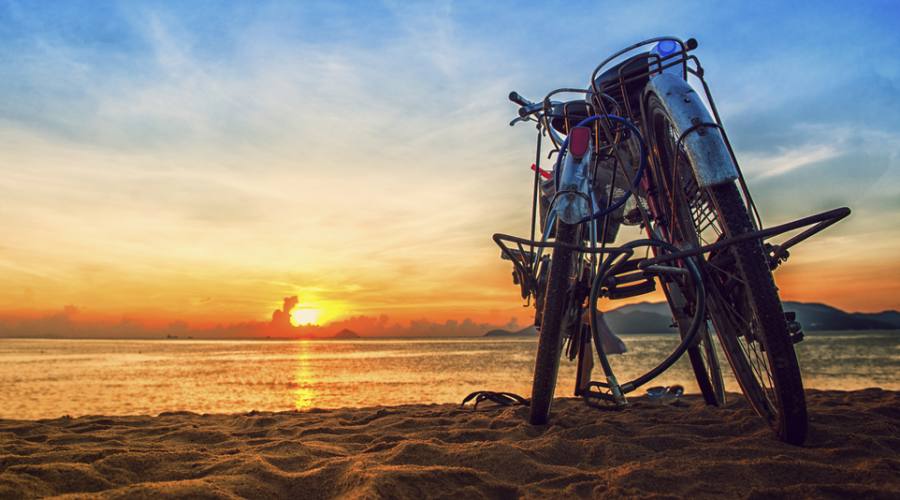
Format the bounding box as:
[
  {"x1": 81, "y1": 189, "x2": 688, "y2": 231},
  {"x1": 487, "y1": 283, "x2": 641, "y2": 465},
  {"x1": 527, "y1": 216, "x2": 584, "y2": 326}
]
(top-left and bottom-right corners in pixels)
[
  {"x1": 645, "y1": 91, "x2": 807, "y2": 444},
  {"x1": 529, "y1": 220, "x2": 578, "y2": 425}
]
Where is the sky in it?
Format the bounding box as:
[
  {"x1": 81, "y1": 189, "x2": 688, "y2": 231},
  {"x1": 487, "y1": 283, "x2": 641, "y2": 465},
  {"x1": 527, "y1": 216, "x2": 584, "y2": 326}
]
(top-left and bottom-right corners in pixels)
[{"x1": 1, "y1": 0, "x2": 898, "y2": 337}]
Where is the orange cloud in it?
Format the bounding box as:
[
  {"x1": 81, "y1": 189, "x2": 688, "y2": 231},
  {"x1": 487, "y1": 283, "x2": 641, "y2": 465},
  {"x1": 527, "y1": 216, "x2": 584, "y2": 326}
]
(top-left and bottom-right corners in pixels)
[{"x1": 0, "y1": 297, "x2": 522, "y2": 340}]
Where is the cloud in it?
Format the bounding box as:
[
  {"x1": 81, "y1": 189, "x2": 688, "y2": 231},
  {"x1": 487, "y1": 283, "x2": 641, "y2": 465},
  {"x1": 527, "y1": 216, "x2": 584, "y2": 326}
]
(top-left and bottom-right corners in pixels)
[
  {"x1": 742, "y1": 144, "x2": 840, "y2": 179},
  {"x1": 1, "y1": 1, "x2": 898, "y2": 320},
  {"x1": 0, "y1": 300, "x2": 520, "y2": 340},
  {"x1": 0, "y1": 2, "x2": 530, "y2": 319},
  {"x1": 269, "y1": 296, "x2": 298, "y2": 330}
]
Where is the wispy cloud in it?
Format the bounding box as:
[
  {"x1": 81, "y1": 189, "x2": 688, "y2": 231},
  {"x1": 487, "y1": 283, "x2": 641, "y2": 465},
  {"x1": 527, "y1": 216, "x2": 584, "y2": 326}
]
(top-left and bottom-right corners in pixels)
[
  {"x1": 743, "y1": 144, "x2": 840, "y2": 179},
  {"x1": 1, "y1": 0, "x2": 898, "y2": 319},
  {"x1": 0, "y1": 1, "x2": 535, "y2": 322}
]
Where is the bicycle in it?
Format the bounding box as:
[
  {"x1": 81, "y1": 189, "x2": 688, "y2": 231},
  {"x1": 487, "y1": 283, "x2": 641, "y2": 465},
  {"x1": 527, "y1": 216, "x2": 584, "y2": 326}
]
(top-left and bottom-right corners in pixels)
[{"x1": 466, "y1": 37, "x2": 850, "y2": 445}]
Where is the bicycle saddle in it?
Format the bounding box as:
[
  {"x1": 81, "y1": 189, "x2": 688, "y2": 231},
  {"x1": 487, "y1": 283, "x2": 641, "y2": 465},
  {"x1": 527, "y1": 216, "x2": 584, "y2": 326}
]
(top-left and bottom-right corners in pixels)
[
  {"x1": 549, "y1": 100, "x2": 592, "y2": 134},
  {"x1": 550, "y1": 54, "x2": 653, "y2": 134},
  {"x1": 590, "y1": 52, "x2": 651, "y2": 113}
]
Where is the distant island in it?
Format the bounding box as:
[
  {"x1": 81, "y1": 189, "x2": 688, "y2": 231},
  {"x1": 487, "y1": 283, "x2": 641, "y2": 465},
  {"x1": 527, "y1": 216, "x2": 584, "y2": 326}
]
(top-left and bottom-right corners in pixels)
[
  {"x1": 484, "y1": 326, "x2": 538, "y2": 337},
  {"x1": 484, "y1": 301, "x2": 900, "y2": 336},
  {"x1": 331, "y1": 329, "x2": 360, "y2": 339}
]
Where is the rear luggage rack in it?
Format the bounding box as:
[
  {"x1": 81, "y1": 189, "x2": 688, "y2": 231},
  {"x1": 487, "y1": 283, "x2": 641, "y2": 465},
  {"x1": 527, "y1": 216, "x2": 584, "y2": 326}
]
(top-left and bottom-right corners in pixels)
[{"x1": 494, "y1": 206, "x2": 850, "y2": 305}]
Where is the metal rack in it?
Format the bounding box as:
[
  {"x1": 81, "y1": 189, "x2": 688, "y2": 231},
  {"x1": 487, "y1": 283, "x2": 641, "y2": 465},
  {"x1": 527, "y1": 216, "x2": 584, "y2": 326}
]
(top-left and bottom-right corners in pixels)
[{"x1": 490, "y1": 36, "x2": 851, "y2": 406}]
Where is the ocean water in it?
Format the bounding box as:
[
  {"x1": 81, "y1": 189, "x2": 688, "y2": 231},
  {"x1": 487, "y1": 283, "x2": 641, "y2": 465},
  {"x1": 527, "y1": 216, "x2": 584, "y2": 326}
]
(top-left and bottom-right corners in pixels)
[{"x1": 1, "y1": 331, "x2": 897, "y2": 420}]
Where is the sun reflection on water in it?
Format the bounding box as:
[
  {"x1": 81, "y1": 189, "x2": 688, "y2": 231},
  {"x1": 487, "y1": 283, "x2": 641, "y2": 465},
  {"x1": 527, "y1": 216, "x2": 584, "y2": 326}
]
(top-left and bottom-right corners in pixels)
[
  {"x1": 1, "y1": 332, "x2": 896, "y2": 419},
  {"x1": 293, "y1": 340, "x2": 316, "y2": 410}
]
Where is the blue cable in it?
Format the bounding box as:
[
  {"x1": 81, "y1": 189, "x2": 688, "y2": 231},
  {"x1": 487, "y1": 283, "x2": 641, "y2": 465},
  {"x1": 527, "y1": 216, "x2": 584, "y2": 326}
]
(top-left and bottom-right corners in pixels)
[{"x1": 550, "y1": 114, "x2": 647, "y2": 224}]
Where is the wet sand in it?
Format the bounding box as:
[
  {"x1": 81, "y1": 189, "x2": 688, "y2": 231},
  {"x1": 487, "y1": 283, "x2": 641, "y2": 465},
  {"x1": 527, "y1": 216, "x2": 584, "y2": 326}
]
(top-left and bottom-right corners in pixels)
[{"x1": 1, "y1": 389, "x2": 897, "y2": 499}]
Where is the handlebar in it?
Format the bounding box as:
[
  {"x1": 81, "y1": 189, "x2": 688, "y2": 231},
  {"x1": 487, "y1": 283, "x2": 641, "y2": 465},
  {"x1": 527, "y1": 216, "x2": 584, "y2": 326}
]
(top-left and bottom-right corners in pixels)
[
  {"x1": 508, "y1": 91, "x2": 531, "y2": 107},
  {"x1": 518, "y1": 102, "x2": 544, "y2": 118},
  {"x1": 509, "y1": 91, "x2": 546, "y2": 119},
  {"x1": 509, "y1": 36, "x2": 702, "y2": 142}
]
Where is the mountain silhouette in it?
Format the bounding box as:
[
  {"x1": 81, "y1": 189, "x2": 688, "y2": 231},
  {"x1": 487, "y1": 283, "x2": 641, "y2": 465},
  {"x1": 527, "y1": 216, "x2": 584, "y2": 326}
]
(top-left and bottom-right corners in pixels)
[
  {"x1": 332, "y1": 329, "x2": 361, "y2": 339},
  {"x1": 486, "y1": 302, "x2": 899, "y2": 335},
  {"x1": 602, "y1": 301, "x2": 900, "y2": 333}
]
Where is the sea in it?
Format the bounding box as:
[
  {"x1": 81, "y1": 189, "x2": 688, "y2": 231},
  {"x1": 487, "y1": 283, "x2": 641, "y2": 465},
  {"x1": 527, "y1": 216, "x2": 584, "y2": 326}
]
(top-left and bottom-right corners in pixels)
[{"x1": 1, "y1": 331, "x2": 897, "y2": 420}]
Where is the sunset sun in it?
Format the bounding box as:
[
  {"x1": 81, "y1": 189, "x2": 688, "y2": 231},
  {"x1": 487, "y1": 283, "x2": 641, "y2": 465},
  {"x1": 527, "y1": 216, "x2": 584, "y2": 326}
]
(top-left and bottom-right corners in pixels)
[{"x1": 290, "y1": 307, "x2": 320, "y2": 326}]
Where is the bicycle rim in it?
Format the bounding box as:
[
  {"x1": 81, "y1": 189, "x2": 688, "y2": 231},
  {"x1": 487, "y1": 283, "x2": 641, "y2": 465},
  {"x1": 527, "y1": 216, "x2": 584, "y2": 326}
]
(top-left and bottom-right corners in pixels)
[{"x1": 646, "y1": 93, "x2": 806, "y2": 443}]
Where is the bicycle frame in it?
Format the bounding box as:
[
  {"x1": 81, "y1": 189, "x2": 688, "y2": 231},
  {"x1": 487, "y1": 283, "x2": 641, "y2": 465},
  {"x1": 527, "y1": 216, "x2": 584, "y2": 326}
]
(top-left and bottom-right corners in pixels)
[{"x1": 492, "y1": 36, "x2": 851, "y2": 408}]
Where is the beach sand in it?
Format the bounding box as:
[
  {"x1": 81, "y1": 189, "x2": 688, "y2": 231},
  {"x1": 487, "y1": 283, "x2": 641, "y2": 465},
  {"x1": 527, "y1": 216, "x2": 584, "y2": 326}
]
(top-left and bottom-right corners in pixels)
[{"x1": 1, "y1": 389, "x2": 897, "y2": 499}]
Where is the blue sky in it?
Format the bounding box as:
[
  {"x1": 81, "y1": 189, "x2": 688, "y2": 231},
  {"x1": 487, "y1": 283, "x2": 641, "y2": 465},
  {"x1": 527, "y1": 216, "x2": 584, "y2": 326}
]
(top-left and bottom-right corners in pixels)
[{"x1": 0, "y1": 0, "x2": 898, "y2": 321}]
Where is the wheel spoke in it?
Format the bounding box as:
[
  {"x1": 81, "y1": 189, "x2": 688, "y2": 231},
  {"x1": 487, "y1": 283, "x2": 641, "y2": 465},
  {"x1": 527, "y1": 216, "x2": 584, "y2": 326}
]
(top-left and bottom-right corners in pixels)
[
  {"x1": 646, "y1": 94, "x2": 806, "y2": 443},
  {"x1": 706, "y1": 258, "x2": 747, "y2": 288}
]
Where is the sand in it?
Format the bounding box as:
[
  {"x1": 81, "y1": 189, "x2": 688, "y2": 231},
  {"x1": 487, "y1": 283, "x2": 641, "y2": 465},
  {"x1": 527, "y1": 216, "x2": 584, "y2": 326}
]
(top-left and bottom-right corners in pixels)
[{"x1": 1, "y1": 389, "x2": 897, "y2": 499}]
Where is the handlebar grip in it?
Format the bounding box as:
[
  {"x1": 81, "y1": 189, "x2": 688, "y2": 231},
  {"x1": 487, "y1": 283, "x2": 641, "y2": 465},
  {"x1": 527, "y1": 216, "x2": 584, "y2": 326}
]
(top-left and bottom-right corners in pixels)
[
  {"x1": 508, "y1": 91, "x2": 531, "y2": 107},
  {"x1": 686, "y1": 38, "x2": 698, "y2": 50},
  {"x1": 518, "y1": 103, "x2": 543, "y2": 118}
]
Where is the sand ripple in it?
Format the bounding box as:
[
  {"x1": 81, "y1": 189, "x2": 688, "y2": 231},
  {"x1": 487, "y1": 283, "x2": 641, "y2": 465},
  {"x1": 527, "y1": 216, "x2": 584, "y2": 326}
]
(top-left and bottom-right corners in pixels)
[{"x1": 1, "y1": 389, "x2": 898, "y2": 498}]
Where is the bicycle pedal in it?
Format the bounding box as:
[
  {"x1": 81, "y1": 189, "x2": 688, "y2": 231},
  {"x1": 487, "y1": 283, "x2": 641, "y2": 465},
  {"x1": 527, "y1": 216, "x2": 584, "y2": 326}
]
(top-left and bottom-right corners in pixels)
[
  {"x1": 784, "y1": 311, "x2": 804, "y2": 343},
  {"x1": 766, "y1": 243, "x2": 789, "y2": 270},
  {"x1": 581, "y1": 387, "x2": 627, "y2": 410},
  {"x1": 784, "y1": 311, "x2": 801, "y2": 331}
]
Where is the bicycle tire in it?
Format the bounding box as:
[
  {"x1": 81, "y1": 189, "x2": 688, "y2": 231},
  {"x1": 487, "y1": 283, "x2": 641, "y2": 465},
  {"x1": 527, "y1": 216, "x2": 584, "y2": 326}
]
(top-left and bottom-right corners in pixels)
[
  {"x1": 645, "y1": 92, "x2": 807, "y2": 444},
  {"x1": 529, "y1": 220, "x2": 578, "y2": 425},
  {"x1": 706, "y1": 182, "x2": 807, "y2": 443}
]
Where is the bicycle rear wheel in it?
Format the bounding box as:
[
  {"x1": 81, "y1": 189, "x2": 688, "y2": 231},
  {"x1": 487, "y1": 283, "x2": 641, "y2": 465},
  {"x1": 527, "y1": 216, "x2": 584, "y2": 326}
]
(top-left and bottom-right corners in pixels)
[
  {"x1": 529, "y1": 220, "x2": 579, "y2": 425},
  {"x1": 646, "y1": 92, "x2": 807, "y2": 444}
]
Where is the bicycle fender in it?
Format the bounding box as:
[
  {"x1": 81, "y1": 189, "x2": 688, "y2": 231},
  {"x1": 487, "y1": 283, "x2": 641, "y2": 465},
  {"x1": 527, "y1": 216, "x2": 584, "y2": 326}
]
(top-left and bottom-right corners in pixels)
[
  {"x1": 556, "y1": 139, "x2": 593, "y2": 225},
  {"x1": 643, "y1": 74, "x2": 738, "y2": 187}
]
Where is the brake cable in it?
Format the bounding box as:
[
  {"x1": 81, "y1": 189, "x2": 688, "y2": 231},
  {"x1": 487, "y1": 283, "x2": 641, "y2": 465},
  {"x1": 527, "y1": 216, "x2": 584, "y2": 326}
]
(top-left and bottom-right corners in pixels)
[{"x1": 549, "y1": 114, "x2": 648, "y2": 223}]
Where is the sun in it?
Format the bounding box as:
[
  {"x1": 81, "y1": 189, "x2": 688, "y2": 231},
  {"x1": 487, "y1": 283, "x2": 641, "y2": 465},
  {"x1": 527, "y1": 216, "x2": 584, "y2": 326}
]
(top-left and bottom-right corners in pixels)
[
  {"x1": 283, "y1": 296, "x2": 349, "y2": 327},
  {"x1": 290, "y1": 307, "x2": 320, "y2": 326}
]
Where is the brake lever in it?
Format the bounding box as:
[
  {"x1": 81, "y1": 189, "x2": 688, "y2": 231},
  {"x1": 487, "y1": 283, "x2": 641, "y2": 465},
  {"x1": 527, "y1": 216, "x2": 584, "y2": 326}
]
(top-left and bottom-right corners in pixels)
[{"x1": 509, "y1": 115, "x2": 534, "y2": 127}]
